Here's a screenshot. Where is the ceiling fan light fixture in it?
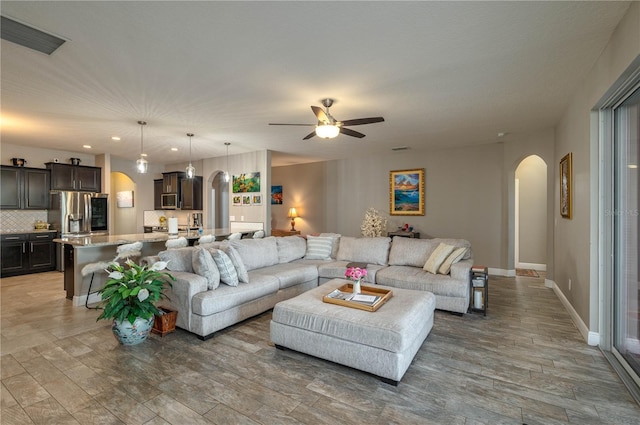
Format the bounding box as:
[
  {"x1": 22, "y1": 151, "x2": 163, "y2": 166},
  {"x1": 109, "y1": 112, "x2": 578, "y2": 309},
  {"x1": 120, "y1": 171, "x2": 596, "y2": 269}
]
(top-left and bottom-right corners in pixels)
[{"x1": 315, "y1": 124, "x2": 340, "y2": 139}]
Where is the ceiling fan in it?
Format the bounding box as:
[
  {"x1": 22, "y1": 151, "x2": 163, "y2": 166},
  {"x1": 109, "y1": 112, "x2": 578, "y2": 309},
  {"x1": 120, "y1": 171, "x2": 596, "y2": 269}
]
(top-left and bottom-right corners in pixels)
[{"x1": 269, "y1": 98, "x2": 384, "y2": 140}]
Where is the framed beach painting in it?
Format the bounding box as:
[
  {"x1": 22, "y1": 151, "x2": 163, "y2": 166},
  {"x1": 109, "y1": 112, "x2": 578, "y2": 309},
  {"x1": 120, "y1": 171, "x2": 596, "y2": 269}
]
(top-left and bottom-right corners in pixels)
[
  {"x1": 560, "y1": 153, "x2": 572, "y2": 219},
  {"x1": 390, "y1": 168, "x2": 425, "y2": 216}
]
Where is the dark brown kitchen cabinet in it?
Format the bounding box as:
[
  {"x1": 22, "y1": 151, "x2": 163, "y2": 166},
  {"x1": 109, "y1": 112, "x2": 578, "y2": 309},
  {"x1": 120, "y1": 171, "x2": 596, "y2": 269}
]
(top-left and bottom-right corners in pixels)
[
  {"x1": 154, "y1": 179, "x2": 163, "y2": 210},
  {"x1": 46, "y1": 163, "x2": 101, "y2": 192},
  {"x1": 0, "y1": 166, "x2": 50, "y2": 209},
  {"x1": 0, "y1": 232, "x2": 57, "y2": 277},
  {"x1": 162, "y1": 172, "x2": 182, "y2": 193},
  {"x1": 181, "y1": 176, "x2": 203, "y2": 210}
]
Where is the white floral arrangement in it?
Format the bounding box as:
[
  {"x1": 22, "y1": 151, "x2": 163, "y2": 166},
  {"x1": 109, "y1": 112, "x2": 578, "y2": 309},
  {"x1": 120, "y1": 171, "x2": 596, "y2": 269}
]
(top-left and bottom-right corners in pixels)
[{"x1": 360, "y1": 207, "x2": 387, "y2": 237}]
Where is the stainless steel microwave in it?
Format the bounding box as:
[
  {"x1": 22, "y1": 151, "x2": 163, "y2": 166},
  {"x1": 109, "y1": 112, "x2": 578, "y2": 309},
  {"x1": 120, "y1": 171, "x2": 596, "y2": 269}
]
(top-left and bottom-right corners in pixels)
[{"x1": 161, "y1": 193, "x2": 178, "y2": 209}]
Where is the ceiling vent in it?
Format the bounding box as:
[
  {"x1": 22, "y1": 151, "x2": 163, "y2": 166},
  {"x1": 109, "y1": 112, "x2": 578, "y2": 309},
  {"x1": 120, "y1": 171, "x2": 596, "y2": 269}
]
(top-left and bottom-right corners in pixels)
[
  {"x1": 1, "y1": 16, "x2": 66, "y2": 55},
  {"x1": 391, "y1": 146, "x2": 409, "y2": 151}
]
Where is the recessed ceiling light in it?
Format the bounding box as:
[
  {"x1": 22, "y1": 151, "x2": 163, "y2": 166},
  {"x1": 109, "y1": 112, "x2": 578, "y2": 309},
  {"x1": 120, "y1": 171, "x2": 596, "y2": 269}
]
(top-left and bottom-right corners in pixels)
[
  {"x1": 141, "y1": 153, "x2": 147, "y2": 157},
  {"x1": 171, "y1": 147, "x2": 178, "y2": 151},
  {"x1": 498, "y1": 132, "x2": 507, "y2": 137},
  {"x1": 111, "y1": 136, "x2": 120, "y2": 141},
  {"x1": 83, "y1": 145, "x2": 91, "y2": 149}
]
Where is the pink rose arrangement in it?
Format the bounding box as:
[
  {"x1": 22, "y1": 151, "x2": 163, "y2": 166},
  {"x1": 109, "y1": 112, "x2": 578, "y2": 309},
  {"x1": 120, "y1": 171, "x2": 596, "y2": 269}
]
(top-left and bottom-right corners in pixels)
[{"x1": 345, "y1": 267, "x2": 367, "y2": 282}]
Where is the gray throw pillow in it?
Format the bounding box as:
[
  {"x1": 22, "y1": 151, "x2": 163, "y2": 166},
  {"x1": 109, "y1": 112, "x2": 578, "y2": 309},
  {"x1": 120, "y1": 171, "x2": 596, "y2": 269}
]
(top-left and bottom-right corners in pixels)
[
  {"x1": 276, "y1": 236, "x2": 307, "y2": 263},
  {"x1": 230, "y1": 237, "x2": 279, "y2": 270},
  {"x1": 158, "y1": 247, "x2": 194, "y2": 273},
  {"x1": 192, "y1": 247, "x2": 220, "y2": 290},
  {"x1": 210, "y1": 249, "x2": 239, "y2": 287},
  {"x1": 336, "y1": 236, "x2": 392, "y2": 265},
  {"x1": 221, "y1": 245, "x2": 249, "y2": 283}
]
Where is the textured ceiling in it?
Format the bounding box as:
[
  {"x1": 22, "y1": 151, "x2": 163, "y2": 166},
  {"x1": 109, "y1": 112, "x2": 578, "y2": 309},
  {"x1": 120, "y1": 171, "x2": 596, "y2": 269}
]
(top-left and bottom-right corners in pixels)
[{"x1": 0, "y1": 1, "x2": 631, "y2": 167}]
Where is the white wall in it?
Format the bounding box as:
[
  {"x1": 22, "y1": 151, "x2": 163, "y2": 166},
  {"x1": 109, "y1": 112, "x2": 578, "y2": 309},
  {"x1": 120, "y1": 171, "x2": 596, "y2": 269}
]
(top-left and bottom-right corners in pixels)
[{"x1": 555, "y1": 2, "x2": 640, "y2": 331}]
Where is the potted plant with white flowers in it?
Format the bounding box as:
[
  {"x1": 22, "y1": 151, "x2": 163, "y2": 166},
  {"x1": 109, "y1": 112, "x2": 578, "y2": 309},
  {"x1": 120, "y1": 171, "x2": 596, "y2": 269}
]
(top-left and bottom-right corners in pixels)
[{"x1": 96, "y1": 259, "x2": 175, "y2": 345}]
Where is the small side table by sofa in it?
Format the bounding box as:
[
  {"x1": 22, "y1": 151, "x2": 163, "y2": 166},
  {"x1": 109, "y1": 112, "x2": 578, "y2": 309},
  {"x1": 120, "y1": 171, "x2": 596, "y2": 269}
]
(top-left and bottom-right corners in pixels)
[
  {"x1": 469, "y1": 265, "x2": 488, "y2": 316},
  {"x1": 387, "y1": 231, "x2": 420, "y2": 239}
]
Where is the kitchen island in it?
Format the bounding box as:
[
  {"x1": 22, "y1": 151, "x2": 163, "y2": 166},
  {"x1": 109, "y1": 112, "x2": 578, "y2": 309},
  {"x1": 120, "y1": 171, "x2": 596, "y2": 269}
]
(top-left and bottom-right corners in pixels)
[{"x1": 54, "y1": 227, "x2": 258, "y2": 307}]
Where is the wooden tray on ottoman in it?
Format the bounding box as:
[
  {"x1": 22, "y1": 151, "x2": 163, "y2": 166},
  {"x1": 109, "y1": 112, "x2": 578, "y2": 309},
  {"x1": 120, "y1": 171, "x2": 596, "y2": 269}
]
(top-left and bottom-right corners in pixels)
[
  {"x1": 323, "y1": 283, "x2": 393, "y2": 312},
  {"x1": 152, "y1": 306, "x2": 177, "y2": 336}
]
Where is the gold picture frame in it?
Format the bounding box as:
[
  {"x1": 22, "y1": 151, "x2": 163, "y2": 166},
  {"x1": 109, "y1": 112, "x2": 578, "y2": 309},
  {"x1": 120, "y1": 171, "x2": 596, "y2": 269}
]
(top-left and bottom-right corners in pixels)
[
  {"x1": 390, "y1": 168, "x2": 425, "y2": 216},
  {"x1": 560, "y1": 153, "x2": 572, "y2": 219}
]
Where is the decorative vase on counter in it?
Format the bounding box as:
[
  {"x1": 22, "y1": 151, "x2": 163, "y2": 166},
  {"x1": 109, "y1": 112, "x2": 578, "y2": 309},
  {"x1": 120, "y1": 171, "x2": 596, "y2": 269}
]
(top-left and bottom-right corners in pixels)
[{"x1": 111, "y1": 316, "x2": 154, "y2": 345}]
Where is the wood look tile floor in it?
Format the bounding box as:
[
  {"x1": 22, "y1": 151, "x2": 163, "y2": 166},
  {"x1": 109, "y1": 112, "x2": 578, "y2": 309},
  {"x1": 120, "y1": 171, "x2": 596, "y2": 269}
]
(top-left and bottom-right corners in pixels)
[{"x1": 2, "y1": 271, "x2": 640, "y2": 424}]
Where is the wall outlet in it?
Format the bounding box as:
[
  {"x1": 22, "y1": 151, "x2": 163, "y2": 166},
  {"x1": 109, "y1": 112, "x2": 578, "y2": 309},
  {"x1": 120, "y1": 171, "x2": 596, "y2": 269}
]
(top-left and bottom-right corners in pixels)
[
  {"x1": 241, "y1": 216, "x2": 245, "y2": 221},
  {"x1": 569, "y1": 279, "x2": 572, "y2": 291}
]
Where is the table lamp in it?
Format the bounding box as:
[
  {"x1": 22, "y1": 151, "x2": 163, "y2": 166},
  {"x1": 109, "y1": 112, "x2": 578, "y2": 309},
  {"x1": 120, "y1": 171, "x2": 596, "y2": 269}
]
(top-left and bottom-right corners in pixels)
[{"x1": 287, "y1": 207, "x2": 298, "y2": 231}]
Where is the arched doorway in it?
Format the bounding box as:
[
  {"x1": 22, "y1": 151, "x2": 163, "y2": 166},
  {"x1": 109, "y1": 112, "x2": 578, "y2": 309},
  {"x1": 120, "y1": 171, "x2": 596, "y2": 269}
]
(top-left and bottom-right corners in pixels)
[
  {"x1": 514, "y1": 155, "x2": 547, "y2": 271},
  {"x1": 110, "y1": 171, "x2": 136, "y2": 235},
  {"x1": 207, "y1": 171, "x2": 229, "y2": 229}
]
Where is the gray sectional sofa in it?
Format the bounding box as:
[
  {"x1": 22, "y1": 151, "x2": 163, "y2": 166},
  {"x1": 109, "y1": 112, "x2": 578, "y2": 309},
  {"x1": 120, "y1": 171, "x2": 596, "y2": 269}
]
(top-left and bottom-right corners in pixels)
[{"x1": 147, "y1": 234, "x2": 473, "y2": 339}]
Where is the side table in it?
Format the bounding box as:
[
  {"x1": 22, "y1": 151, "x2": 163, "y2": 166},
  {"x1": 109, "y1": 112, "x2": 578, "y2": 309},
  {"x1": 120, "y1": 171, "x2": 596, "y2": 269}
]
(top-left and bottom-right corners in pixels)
[{"x1": 469, "y1": 265, "x2": 488, "y2": 316}]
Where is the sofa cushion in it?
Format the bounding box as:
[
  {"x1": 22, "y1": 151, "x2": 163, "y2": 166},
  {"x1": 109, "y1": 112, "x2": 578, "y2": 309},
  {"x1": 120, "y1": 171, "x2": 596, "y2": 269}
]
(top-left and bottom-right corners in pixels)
[
  {"x1": 230, "y1": 237, "x2": 279, "y2": 271},
  {"x1": 316, "y1": 260, "x2": 384, "y2": 283},
  {"x1": 192, "y1": 275, "x2": 280, "y2": 316},
  {"x1": 192, "y1": 247, "x2": 220, "y2": 290},
  {"x1": 252, "y1": 262, "x2": 318, "y2": 289},
  {"x1": 221, "y1": 245, "x2": 249, "y2": 283},
  {"x1": 276, "y1": 236, "x2": 307, "y2": 263},
  {"x1": 438, "y1": 247, "x2": 467, "y2": 275},
  {"x1": 423, "y1": 243, "x2": 455, "y2": 274},
  {"x1": 336, "y1": 236, "x2": 391, "y2": 266},
  {"x1": 319, "y1": 233, "x2": 341, "y2": 259},
  {"x1": 388, "y1": 237, "x2": 440, "y2": 267},
  {"x1": 158, "y1": 247, "x2": 194, "y2": 273},
  {"x1": 304, "y1": 235, "x2": 333, "y2": 260},
  {"x1": 209, "y1": 249, "x2": 239, "y2": 287},
  {"x1": 376, "y1": 266, "x2": 469, "y2": 298}
]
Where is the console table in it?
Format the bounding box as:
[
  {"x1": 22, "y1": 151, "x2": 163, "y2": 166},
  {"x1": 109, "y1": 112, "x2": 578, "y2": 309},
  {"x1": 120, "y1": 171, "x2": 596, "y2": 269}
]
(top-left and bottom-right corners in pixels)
[
  {"x1": 271, "y1": 229, "x2": 301, "y2": 237},
  {"x1": 387, "y1": 231, "x2": 420, "y2": 239}
]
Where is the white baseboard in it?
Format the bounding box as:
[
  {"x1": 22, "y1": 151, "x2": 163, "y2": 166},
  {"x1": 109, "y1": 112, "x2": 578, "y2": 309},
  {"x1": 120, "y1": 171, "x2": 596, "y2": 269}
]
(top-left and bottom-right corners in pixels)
[
  {"x1": 72, "y1": 292, "x2": 102, "y2": 307},
  {"x1": 489, "y1": 268, "x2": 515, "y2": 277},
  {"x1": 516, "y1": 262, "x2": 547, "y2": 271},
  {"x1": 548, "y1": 279, "x2": 599, "y2": 346}
]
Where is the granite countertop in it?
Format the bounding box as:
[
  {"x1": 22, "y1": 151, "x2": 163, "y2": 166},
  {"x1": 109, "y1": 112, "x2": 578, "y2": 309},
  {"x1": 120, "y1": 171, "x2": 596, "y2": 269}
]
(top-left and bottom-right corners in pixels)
[
  {"x1": 53, "y1": 228, "x2": 256, "y2": 247},
  {"x1": 1, "y1": 229, "x2": 59, "y2": 235}
]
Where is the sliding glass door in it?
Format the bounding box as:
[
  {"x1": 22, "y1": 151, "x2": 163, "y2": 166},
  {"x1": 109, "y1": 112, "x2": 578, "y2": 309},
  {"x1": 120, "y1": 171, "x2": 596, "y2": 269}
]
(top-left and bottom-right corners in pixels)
[{"x1": 612, "y1": 85, "x2": 640, "y2": 385}]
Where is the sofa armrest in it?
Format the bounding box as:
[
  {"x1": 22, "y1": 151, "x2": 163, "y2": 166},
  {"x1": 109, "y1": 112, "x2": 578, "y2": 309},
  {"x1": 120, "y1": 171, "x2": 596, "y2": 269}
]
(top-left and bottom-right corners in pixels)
[
  {"x1": 162, "y1": 271, "x2": 208, "y2": 332},
  {"x1": 451, "y1": 259, "x2": 473, "y2": 281}
]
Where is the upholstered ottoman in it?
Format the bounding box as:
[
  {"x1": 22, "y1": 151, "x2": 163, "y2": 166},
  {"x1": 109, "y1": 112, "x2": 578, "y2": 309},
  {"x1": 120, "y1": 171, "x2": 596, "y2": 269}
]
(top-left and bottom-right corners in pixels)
[{"x1": 270, "y1": 278, "x2": 435, "y2": 385}]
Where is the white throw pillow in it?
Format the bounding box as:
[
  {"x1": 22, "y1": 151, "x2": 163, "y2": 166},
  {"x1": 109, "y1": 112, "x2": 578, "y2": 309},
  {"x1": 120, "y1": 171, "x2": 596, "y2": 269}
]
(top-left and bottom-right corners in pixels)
[
  {"x1": 192, "y1": 247, "x2": 220, "y2": 290},
  {"x1": 210, "y1": 249, "x2": 239, "y2": 287},
  {"x1": 304, "y1": 235, "x2": 333, "y2": 260},
  {"x1": 319, "y1": 233, "x2": 341, "y2": 259},
  {"x1": 437, "y1": 247, "x2": 468, "y2": 275},
  {"x1": 423, "y1": 243, "x2": 455, "y2": 274}
]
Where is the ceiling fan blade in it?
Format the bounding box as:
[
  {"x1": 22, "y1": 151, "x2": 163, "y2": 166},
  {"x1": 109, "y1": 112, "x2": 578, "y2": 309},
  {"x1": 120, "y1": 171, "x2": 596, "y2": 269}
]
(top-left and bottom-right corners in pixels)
[
  {"x1": 340, "y1": 117, "x2": 385, "y2": 126},
  {"x1": 340, "y1": 127, "x2": 366, "y2": 138},
  {"x1": 269, "y1": 123, "x2": 315, "y2": 126},
  {"x1": 302, "y1": 131, "x2": 316, "y2": 140},
  {"x1": 311, "y1": 106, "x2": 330, "y2": 123}
]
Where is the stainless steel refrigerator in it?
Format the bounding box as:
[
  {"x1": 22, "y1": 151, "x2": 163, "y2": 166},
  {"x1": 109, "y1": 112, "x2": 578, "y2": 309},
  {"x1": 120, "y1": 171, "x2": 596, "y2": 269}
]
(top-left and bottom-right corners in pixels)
[{"x1": 48, "y1": 191, "x2": 109, "y2": 270}]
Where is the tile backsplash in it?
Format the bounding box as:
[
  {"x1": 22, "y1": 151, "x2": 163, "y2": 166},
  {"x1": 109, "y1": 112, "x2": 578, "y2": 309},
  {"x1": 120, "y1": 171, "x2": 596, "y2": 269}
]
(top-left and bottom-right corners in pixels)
[
  {"x1": 0, "y1": 210, "x2": 48, "y2": 232},
  {"x1": 143, "y1": 210, "x2": 202, "y2": 227}
]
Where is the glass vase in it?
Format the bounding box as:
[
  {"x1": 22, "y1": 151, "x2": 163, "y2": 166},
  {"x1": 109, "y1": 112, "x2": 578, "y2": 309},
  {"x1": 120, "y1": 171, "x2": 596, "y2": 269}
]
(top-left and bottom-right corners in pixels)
[{"x1": 352, "y1": 279, "x2": 361, "y2": 294}]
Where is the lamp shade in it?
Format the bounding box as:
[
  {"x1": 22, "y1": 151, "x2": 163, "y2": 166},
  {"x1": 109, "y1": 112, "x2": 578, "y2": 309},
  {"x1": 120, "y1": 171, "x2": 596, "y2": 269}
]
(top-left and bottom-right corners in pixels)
[
  {"x1": 315, "y1": 124, "x2": 340, "y2": 139},
  {"x1": 287, "y1": 207, "x2": 298, "y2": 218},
  {"x1": 136, "y1": 157, "x2": 148, "y2": 174}
]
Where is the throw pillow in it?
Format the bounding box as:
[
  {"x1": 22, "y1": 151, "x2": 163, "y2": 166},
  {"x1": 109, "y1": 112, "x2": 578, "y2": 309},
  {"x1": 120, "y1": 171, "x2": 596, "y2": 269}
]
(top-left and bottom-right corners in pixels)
[
  {"x1": 423, "y1": 243, "x2": 456, "y2": 274},
  {"x1": 210, "y1": 249, "x2": 239, "y2": 287},
  {"x1": 336, "y1": 236, "x2": 392, "y2": 266},
  {"x1": 304, "y1": 235, "x2": 333, "y2": 260},
  {"x1": 222, "y1": 245, "x2": 249, "y2": 283},
  {"x1": 388, "y1": 237, "x2": 439, "y2": 267},
  {"x1": 158, "y1": 247, "x2": 194, "y2": 273},
  {"x1": 192, "y1": 247, "x2": 220, "y2": 290},
  {"x1": 319, "y1": 233, "x2": 341, "y2": 259},
  {"x1": 437, "y1": 247, "x2": 468, "y2": 275}
]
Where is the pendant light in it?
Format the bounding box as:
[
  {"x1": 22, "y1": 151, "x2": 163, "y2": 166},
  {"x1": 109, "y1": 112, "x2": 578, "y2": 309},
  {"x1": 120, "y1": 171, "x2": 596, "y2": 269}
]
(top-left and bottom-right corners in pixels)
[
  {"x1": 136, "y1": 121, "x2": 148, "y2": 174},
  {"x1": 224, "y1": 142, "x2": 230, "y2": 183},
  {"x1": 186, "y1": 133, "x2": 195, "y2": 179}
]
